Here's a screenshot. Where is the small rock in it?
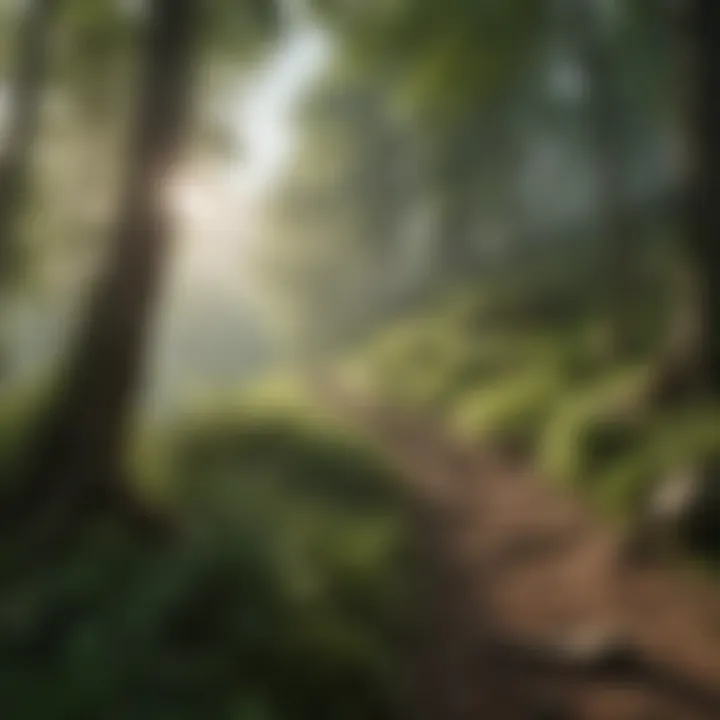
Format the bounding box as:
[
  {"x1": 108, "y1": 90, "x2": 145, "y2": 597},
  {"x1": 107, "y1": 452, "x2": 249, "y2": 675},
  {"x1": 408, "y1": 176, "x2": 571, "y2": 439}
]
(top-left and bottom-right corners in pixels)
[
  {"x1": 647, "y1": 467, "x2": 702, "y2": 523},
  {"x1": 633, "y1": 463, "x2": 720, "y2": 555},
  {"x1": 621, "y1": 467, "x2": 705, "y2": 564}
]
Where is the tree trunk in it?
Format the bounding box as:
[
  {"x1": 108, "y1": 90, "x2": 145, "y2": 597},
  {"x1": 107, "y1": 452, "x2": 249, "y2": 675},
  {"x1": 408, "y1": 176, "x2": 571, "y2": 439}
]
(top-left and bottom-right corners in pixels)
[
  {"x1": 572, "y1": 0, "x2": 635, "y2": 355},
  {"x1": 686, "y1": 0, "x2": 720, "y2": 394},
  {"x1": 439, "y1": 175, "x2": 474, "y2": 275},
  {"x1": 436, "y1": 126, "x2": 476, "y2": 276},
  {"x1": 6, "y1": 0, "x2": 200, "y2": 538},
  {"x1": 0, "y1": 0, "x2": 58, "y2": 281}
]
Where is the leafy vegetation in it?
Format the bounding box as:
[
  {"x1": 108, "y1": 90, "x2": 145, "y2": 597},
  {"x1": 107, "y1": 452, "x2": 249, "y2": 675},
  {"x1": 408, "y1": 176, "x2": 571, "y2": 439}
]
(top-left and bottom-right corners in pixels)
[
  {"x1": 3, "y1": 0, "x2": 720, "y2": 714},
  {"x1": 355, "y1": 274, "x2": 720, "y2": 536},
  {"x1": 0, "y1": 387, "x2": 411, "y2": 719}
]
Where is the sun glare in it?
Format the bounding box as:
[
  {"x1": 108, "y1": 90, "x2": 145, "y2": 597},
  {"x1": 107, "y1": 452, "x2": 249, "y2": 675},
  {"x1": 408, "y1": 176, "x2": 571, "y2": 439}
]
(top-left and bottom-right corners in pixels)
[
  {"x1": 163, "y1": 15, "x2": 331, "y2": 295},
  {"x1": 167, "y1": 175, "x2": 216, "y2": 223}
]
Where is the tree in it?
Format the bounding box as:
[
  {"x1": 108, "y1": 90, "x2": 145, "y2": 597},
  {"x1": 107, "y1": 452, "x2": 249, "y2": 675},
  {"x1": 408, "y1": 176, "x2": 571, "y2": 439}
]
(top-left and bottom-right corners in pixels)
[
  {"x1": 686, "y1": 0, "x2": 720, "y2": 393},
  {"x1": 0, "y1": 0, "x2": 59, "y2": 282},
  {"x1": 6, "y1": 0, "x2": 200, "y2": 541},
  {"x1": 558, "y1": 0, "x2": 636, "y2": 353},
  {"x1": 315, "y1": 0, "x2": 547, "y2": 281},
  {"x1": 257, "y1": 68, "x2": 421, "y2": 355}
]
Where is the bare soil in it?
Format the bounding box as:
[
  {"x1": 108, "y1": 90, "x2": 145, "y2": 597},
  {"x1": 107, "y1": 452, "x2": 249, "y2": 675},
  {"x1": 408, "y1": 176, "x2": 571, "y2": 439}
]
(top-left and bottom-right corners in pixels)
[{"x1": 330, "y1": 388, "x2": 720, "y2": 720}]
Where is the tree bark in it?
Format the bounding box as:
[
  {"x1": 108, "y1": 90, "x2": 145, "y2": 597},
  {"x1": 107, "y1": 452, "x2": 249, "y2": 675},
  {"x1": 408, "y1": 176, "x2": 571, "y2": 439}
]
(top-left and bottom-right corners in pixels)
[
  {"x1": 686, "y1": 0, "x2": 720, "y2": 394},
  {"x1": 5, "y1": 0, "x2": 200, "y2": 537},
  {"x1": 0, "y1": 0, "x2": 58, "y2": 281}
]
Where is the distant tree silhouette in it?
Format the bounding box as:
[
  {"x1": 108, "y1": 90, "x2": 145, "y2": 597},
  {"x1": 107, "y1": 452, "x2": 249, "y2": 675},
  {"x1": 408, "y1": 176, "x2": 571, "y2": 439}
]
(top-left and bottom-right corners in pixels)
[{"x1": 0, "y1": 0, "x2": 59, "y2": 281}]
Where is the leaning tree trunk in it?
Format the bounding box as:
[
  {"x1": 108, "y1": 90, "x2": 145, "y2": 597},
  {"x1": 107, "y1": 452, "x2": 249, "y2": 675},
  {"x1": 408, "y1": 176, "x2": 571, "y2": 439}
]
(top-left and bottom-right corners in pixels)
[
  {"x1": 0, "y1": 0, "x2": 58, "y2": 280},
  {"x1": 6, "y1": 0, "x2": 199, "y2": 539}
]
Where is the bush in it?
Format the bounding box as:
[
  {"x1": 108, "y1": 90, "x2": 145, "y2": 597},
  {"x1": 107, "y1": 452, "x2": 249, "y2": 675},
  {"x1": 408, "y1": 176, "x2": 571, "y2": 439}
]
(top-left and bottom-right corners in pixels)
[
  {"x1": 539, "y1": 365, "x2": 653, "y2": 487},
  {"x1": 0, "y1": 392, "x2": 411, "y2": 719}
]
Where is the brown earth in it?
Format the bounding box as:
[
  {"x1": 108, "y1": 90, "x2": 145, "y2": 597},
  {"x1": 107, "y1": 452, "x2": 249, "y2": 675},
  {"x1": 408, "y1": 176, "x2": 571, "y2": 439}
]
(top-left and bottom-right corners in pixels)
[{"x1": 328, "y1": 387, "x2": 720, "y2": 720}]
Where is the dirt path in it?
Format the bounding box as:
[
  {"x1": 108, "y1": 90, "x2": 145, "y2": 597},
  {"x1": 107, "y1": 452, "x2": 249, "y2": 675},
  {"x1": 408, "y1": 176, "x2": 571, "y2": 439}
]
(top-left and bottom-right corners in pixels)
[{"x1": 327, "y1": 388, "x2": 720, "y2": 719}]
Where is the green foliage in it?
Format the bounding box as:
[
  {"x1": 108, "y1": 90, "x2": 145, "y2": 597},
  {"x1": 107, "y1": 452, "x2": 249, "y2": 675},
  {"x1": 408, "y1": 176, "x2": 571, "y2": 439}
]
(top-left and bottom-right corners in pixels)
[
  {"x1": 547, "y1": 402, "x2": 720, "y2": 521},
  {"x1": 452, "y1": 365, "x2": 563, "y2": 451},
  {"x1": 539, "y1": 365, "x2": 654, "y2": 487},
  {"x1": 0, "y1": 390, "x2": 411, "y2": 719},
  {"x1": 355, "y1": 268, "x2": 720, "y2": 533},
  {"x1": 318, "y1": 0, "x2": 545, "y2": 121},
  {"x1": 0, "y1": 381, "x2": 53, "y2": 485},
  {"x1": 362, "y1": 277, "x2": 599, "y2": 411}
]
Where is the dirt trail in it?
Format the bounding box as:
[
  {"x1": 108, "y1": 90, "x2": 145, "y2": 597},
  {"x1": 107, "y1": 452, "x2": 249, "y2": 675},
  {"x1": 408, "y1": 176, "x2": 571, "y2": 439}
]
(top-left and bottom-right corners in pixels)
[{"x1": 328, "y1": 388, "x2": 720, "y2": 720}]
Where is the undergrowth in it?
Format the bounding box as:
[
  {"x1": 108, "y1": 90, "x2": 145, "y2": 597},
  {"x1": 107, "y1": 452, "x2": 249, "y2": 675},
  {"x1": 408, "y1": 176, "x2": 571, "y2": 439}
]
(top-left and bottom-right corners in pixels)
[
  {"x1": 0, "y1": 382, "x2": 412, "y2": 719},
  {"x1": 355, "y1": 275, "x2": 720, "y2": 543}
]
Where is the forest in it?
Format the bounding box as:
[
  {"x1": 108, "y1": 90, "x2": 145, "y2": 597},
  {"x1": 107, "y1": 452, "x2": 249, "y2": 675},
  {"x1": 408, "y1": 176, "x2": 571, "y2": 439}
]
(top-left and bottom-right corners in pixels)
[{"x1": 1, "y1": 0, "x2": 720, "y2": 718}]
